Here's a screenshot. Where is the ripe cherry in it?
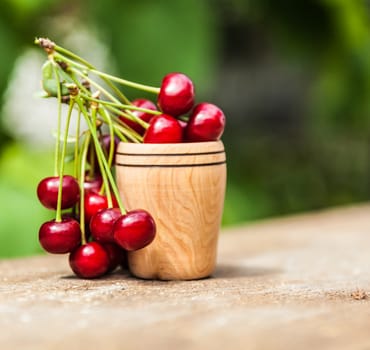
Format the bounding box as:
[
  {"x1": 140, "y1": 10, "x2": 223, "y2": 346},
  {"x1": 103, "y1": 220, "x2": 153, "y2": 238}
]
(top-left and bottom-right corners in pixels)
[
  {"x1": 84, "y1": 191, "x2": 118, "y2": 223},
  {"x1": 90, "y1": 208, "x2": 121, "y2": 243},
  {"x1": 69, "y1": 242, "x2": 110, "y2": 279},
  {"x1": 158, "y1": 73, "x2": 195, "y2": 117},
  {"x1": 39, "y1": 217, "x2": 81, "y2": 254},
  {"x1": 37, "y1": 175, "x2": 80, "y2": 210},
  {"x1": 113, "y1": 209, "x2": 156, "y2": 251},
  {"x1": 120, "y1": 98, "x2": 157, "y2": 135},
  {"x1": 83, "y1": 173, "x2": 103, "y2": 193},
  {"x1": 84, "y1": 191, "x2": 109, "y2": 223},
  {"x1": 102, "y1": 242, "x2": 126, "y2": 272},
  {"x1": 185, "y1": 103, "x2": 226, "y2": 142},
  {"x1": 143, "y1": 114, "x2": 183, "y2": 143}
]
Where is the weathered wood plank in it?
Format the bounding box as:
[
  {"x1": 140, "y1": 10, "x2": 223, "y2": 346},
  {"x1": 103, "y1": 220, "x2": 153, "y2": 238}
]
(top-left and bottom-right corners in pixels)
[{"x1": 1, "y1": 205, "x2": 370, "y2": 350}]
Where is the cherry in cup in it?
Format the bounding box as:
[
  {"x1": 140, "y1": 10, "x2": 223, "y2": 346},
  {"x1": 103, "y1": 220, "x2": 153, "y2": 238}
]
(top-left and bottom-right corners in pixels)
[
  {"x1": 158, "y1": 73, "x2": 195, "y2": 117},
  {"x1": 37, "y1": 175, "x2": 80, "y2": 210},
  {"x1": 143, "y1": 114, "x2": 183, "y2": 143},
  {"x1": 185, "y1": 102, "x2": 226, "y2": 142},
  {"x1": 120, "y1": 98, "x2": 157, "y2": 135}
]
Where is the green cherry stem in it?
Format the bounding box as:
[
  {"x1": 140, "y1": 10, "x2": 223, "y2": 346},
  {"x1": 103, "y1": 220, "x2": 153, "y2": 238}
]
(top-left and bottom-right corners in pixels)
[
  {"x1": 70, "y1": 67, "x2": 120, "y2": 104},
  {"x1": 89, "y1": 70, "x2": 160, "y2": 94},
  {"x1": 69, "y1": 67, "x2": 146, "y2": 129},
  {"x1": 55, "y1": 98, "x2": 75, "y2": 222},
  {"x1": 52, "y1": 63, "x2": 62, "y2": 176},
  {"x1": 74, "y1": 110, "x2": 81, "y2": 178},
  {"x1": 79, "y1": 131, "x2": 91, "y2": 244},
  {"x1": 81, "y1": 93, "x2": 160, "y2": 117},
  {"x1": 52, "y1": 47, "x2": 160, "y2": 95},
  {"x1": 77, "y1": 98, "x2": 126, "y2": 214},
  {"x1": 98, "y1": 107, "x2": 115, "y2": 168},
  {"x1": 91, "y1": 105, "x2": 113, "y2": 208},
  {"x1": 53, "y1": 51, "x2": 131, "y2": 104}
]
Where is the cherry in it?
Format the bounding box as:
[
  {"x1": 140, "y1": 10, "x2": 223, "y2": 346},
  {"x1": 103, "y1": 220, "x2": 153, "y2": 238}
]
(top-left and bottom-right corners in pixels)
[
  {"x1": 84, "y1": 191, "x2": 109, "y2": 223},
  {"x1": 39, "y1": 217, "x2": 81, "y2": 254},
  {"x1": 185, "y1": 103, "x2": 226, "y2": 142},
  {"x1": 83, "y1": 173, "x2": 103, "y2": 193},
  {"x1": 90, "y1": 208, "x2": 121, "y2": 243},
  {"x1": 158, "y1": 73, "x2": 195, "y2": 117},
  {"x1": 69, "y1": 242, "x2": 110, "y2": 279},
  {"x1": 120, "y1": 98, "x2": 157, "y2": 135},
  {"x1": 37, "y1": 175, "x2": 80, "y2": 210},
  {"x1": 102, "y1": 242, "x2": 126, "y2": 272},
  {"x1": 113, "y1": 209, "x2": 156, "y2": 251},
  {"x1": 143, "y1": 114, "x2": 183, "y2": 143}
]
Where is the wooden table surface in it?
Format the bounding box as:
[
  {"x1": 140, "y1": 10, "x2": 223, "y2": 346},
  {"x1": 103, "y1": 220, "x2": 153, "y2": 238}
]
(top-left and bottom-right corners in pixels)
[{"x1": 1, "y1": 205, "x2": 370, "y2": 350}]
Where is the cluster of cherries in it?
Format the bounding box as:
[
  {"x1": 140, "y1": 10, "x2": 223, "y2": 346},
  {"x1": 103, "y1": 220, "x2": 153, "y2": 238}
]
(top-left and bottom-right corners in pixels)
[{"x1": 35, "y1": 38, "x2": 225, "y2": 279}]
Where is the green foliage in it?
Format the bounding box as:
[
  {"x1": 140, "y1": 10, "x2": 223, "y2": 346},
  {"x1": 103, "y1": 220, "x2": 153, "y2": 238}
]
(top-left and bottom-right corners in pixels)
[
  {"x1": 0, "y1": 144, "x2": 53, "y2": 257},
  {"x1": 0, "y1": 0, "x2": 370, "y2": 257}
]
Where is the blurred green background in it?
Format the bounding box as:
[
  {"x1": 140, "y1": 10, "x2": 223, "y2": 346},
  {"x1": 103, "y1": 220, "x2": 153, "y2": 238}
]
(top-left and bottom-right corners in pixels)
[{"x1": 1, "y1": 0, "x2": 370, "y2": 258}]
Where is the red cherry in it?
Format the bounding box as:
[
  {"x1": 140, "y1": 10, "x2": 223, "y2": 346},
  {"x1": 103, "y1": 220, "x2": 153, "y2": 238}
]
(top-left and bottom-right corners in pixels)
[
  {"x1": 143, "y1": 114, "x2": 183, "y2": 143},
  {"x1": 90, "y1": 208, "x2": 121, "y2": 243},
  {"x1": 113, "y1": 209, "x2": 156, "y2": 251},
  {"x1": 37, "y1": 175, "x2": 80, "y2": 210},
  {"x1": 185, "y1": 103, "x2": 226, "y2": 142},
  {"x1": 83, "y1": 173, "x2": 103, "y2": 193},
  {"x1": 120, "y1": 98, "x2": 157, "y2": 135},
  {"x1": 102, "y1": 242, "x2": 126, "y2": 272},
  {"x1": 69, "y1": 242, "x2": 110, "y2": 279},
  {"x1": 84, "y1": 191, "x2": 109, "y2": 223},
  {"x1": 158, "y1": 73, "x2": 195, "y2": 117},
  {"x1": 39, "y1": 218, "x2": 81, "y2": 254}
]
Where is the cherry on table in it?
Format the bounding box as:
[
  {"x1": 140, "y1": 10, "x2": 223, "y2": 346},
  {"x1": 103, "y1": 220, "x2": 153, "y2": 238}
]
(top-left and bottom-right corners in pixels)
[
  {"x1": 39, "y1": 217, "x2": 81, "y2": 254},
  {"x1": 185, "y1": 102, "x2": 226, "y2": 142},
  {"x1": 69, "y1": 241, "x2": 110, "y2": 279},
  {"x1": 37, "y1": 175, "x2": 80, "y2": 210},
  {"x1": 143, "y1": 114, "x2": 183, "y2": 143},
  {"x1": 158, "y1": 73, "x2": 195, "y2": 117},
  {"x1": 90, "y1": 208, "x2": 121, "y2": 243},
  {"x1": 113, "y1": 209, "x2": 156, "y2": 251}
]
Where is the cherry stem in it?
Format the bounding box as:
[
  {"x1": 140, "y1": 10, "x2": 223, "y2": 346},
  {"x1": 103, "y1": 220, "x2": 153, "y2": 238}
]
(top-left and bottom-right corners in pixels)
[
  {"x1": 69, "y1": 67, "x2": 144, "y2": 132},
  {"x1": 74, "y1": 110, "x2": 81, "y2": 178},
  {"x1": 71, "y1": 67, "x2": 120, "y2": 104},
  {"x1": 79, "y1": 131, "x2": 90, "y2": 244},
  {"x1": 53, "y1": 50, "x2": 131, "y2": 104},
  {"x1": 76, "y1": 98, "x2": 126, "y2": 214},
  {"x1": 98, "y1": 107, "x2": 115, "y2": 168},
  {"x1": 89, "y1": 70, "x2": 160, "y2": 94},
  {"x1": 52, "y1": 47, "x2": 160, "y2": 95},
  {"x1": 81, "y1": 93, "x2": 160, "y2": 118},
  {"x1": 52, "y1": 63, "x2": 62, "y2": 177},
  {"x1": 91, "y1": 106, "x2": 113, "y2": 208},
  {"x1": 55, "y1": 98, "x2": 75, "y2": 222}
]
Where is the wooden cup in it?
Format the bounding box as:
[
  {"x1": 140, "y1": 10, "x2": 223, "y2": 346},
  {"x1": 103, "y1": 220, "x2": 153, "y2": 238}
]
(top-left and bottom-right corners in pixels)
[{"x1": 115, "y1": 141, "x2": 226, "y2": 280}]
